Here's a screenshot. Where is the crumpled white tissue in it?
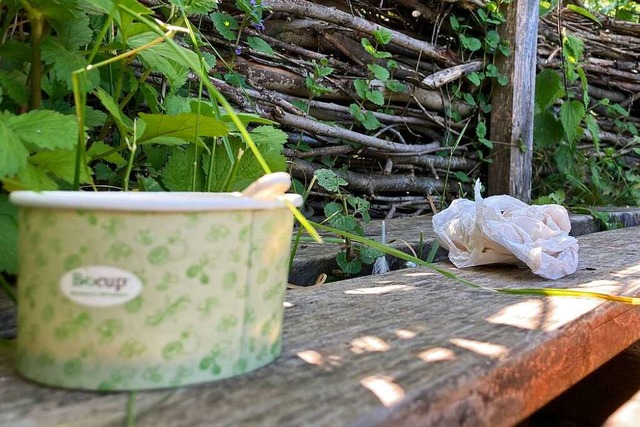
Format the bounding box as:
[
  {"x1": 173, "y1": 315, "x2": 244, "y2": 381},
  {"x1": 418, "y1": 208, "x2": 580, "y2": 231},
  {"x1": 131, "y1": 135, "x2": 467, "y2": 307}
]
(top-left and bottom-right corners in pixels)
[{"x1": 432, "y1": 180, "x2": 579, "y2": 279}]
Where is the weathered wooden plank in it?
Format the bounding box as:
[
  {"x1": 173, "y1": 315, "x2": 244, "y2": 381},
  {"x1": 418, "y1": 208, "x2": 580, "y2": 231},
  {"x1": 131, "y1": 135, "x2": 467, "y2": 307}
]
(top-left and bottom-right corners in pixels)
[
  {"x1": 488, "y1": 0, "x2": 539, "y2": 201},
  {"x1": 1, "y1": 226, "x2": 640, "y2": 427}
]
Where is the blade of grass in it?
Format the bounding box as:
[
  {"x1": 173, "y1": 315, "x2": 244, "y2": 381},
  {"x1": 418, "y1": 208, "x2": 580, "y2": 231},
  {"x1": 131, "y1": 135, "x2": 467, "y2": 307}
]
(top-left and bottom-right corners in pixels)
[{"x1": 310, "y1": 221, "x2": 640, "y2": 305}]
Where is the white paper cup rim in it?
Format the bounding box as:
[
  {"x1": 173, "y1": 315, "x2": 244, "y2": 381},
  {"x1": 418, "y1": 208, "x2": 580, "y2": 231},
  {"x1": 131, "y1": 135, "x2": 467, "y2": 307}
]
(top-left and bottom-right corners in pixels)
[{"x1": 9, "y1": 191, "x2": 303, "y2": 212}]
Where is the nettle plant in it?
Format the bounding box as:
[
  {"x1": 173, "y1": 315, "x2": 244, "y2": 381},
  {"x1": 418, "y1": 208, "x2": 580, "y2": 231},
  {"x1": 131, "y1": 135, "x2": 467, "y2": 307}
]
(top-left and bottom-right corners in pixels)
[
  {"x1": 533, "y1": 25, "x2": 640, "y2": 206},
  {"x1": 0, "y1": 0, "x2": 290, "y2": 282}
]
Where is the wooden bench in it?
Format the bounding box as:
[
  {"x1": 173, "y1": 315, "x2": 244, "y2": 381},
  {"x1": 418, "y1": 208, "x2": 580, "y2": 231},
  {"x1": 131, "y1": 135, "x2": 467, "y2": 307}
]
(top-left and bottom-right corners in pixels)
[{"x1": 1, "y1": 226, "x2": 640, "y2": 426}]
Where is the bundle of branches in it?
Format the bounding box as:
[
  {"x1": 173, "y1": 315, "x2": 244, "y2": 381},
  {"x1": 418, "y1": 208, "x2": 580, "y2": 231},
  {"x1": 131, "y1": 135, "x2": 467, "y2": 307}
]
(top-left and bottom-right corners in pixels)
[
  {"x1": 536, "y1": 6, "x2": 640, "y2": 199},
  {"x1": 165, "y1": 0, "x2": 493, "y2": 218}
]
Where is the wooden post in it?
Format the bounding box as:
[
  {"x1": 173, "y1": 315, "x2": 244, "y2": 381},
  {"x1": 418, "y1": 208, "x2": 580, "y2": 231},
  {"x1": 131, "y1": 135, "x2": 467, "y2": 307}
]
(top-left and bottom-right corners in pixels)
[{"x1": 488, "y1": 0, "x2": 539, "y2": 202}]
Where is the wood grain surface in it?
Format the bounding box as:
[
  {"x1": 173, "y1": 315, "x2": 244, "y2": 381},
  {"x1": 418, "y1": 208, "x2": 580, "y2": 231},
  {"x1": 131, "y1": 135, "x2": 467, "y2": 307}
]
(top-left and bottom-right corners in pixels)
[{"x1": 2, "y1": 226, "x2": 640, "y2": 427}]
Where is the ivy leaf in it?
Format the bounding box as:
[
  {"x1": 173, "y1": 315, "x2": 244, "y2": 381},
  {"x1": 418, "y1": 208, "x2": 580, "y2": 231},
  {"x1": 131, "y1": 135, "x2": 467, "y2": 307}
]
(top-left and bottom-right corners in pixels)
[
  {"x1": 349, "y1": 103, "x2": 365, "y2": 121},
  {"x1": 247, "y1": 36, "x2": 274, "y2": 56},
  {"x1": 476, "y1": 121, "x2": 487, "y2": 139},
  {"x1": 346, "y1": 196, "x2": 370, "y2": 222},
  {"x1": 497, "y1": 74, "x2": 508, "y2": 86},
  {"x1": 353, "y1": 80, "x2": 369, "y2": 99},
  {"x1": 361, "y1": 38, "x2": 376, "y2": 55},
  {"x1": 366, "y1": 90, "x2": 385, "y2": 106},
  {"x1": 7, "y1": 110, "x2": 78, "y2": 150},
  {"x1": 0, "y1": 195, "x2": 18, "y2": 274},
  {"x1": 138, "y1": 113, "x2": 228, "y2": 143},
  {"x1": 467, "y1": 72, "x2": 482, "y2": 86},
  {"x1": 336, "y1": 251, "x2": 362, "y2": 275},
  {"x1": 535, "y1": 69, "x2": 564, "y2": 111},
  {"x1": 372, "y1": 50, "x2": 393, "y2": 59},
  {"x1": 560, "y1": 100, "x2": 586, "y2": 143},
  {"x1": 372, "y1": 28, "x2": 392, "y2": 45},
  {"x1": 385, "y1": 80, "x2": 406, "y2": 93},
  {"x1": 367, "y1": 64, "x2": 390, "y2": 81},
  {"x1": 449, "y1": 15, "x2": 460, "y2": 31},
  {"x1": 211, "y1": 12, "x2": 238, "y2": 41},
  {"x1": 323, "y1": 201, "x2": 342, "y2": 220},
  {"x1": 485, "y1": 30, "x2": 500, "y2": 48},
  {"x1": 359, "y1": 246, "x2": 383, "y2": 264},
  {"x1": 362, "y1": 111, "x2": 381, "y2": 130},
  {"x1": 332, "y1": 214, "x2": 357, "y2": 232},
  {"x1": 459, "y1": 34, "x2": 482, "y2": 52},
  {"x1": 0, "y1": 116, "x2": 28, "y2": 179},
  {"x1": 314, "y1": 169, "x2": 347, "y2": 192},
  {"x1": 454, "y1": 171, "x2": 471, "y2": 183}
]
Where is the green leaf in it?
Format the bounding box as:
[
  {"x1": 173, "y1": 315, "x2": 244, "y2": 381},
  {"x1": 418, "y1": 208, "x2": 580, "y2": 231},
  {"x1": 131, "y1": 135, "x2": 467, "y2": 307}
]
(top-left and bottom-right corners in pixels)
[
  {"x1": 485, "y1": 30, "x2": 500, "y2": 48},
  {"x1": 449, "y1": 15, "x2": 460, "y2": 31},
  {"x1": 584, "y1": 114, "x2": 600, "y2": 152},
  {"x1": 534, "y1": 111, "x2": 564, "y2": 149},
  {"x1": 0, "y1": 195, "x2": 18, "y2": 274},
  {"x1": 535, "y1": 69, "x2": 564, "y2": 111},
  {"x1": 314, "y1": 169, "x2": 347, "y2": 192},
  {"x1": 366, "y1": 90, "x2": 385, "y2": 106},
  {"x1": 87, "y1": 141, "x2": 127, "y2": 166},
  {"x1": 128, "y1": 33, "x2": 198, "y2": 89},
  {"x1": 95, "y1": 87, "x2": 133, "y2": 135},
  {"x1": 467, "y1": 72, "x2": 482, "y2": 86},
  {"x1": 346, "y1": 196, "x2": 370, "y2": 222},
  {"x1": 479, "y1": 138, "x2": 493, "y2": 149},
  {"x1": 567, "y1": 5, "x2": 600, "y2": 25},
  {"x1": 0, "y1": 117, "x2": 28, "y2": 179},
  {"x1": 359, "y1": 246, "x2": 383, "y2": 264},
  {"x1": 476, "y1": 121, "x2": 487, "y2": 139},
  {"x1": 385, "y1": 80, "x2": 406, "y2": 93},
  {"x1": 162, "y1": 146, "x2": 204, "y2": 191},
  {"x1": 247, "y1": 36, "x2": 275, "y2": 56},
  {"x1": 354, "y1": 80, "x2": 369, "y2": 99},
  {"x1": 372, "y1": 50, "x2": 393, "y2": 59},
  {"x1": 372, "y1": 28, "x2": 392, "y2": 45},
  {"x1": 138, "y1": 113, "x2": 229, "y2": 143},
  {"x1": 0, "y1": 70, "x2": 28, "y2": 105},
  {"x1": 169, "y1": 0, "x2": 218, "y2": 15},
  {"x1": 211, "y1": 12, "x2": 238, "y2": 41},
  {"x1": 560, "y1": 101, "x2": 586, "y2": 143},
  {"x1": 16, "y1": 162, "x2": 59, "y2": 190},
  {"x1": 331, "y1": 214, "x2": 357, "y2": 232},
  {"x1": 459, "y1": 34, "x2": 482, "y2": 52},
  {"x1": 336, "y1": 251, "x2": 362, "y2": 275},
  {"x1": 361, "y1": 38, "x2": 376, "y2": 55},
  {"x1": 40, "y1": 37, "x2": 99, "y2": 91},
  {"x1": 554, "y1": 143, "x2": 574, "y2": 175},
  {"x1": 362, "y1": 111, "x2": 381, "y2": 130},
  {"x1": 51, "y1": 11, "x2": 93, "y2": 50},
  {"x1": 323, "y1": 201, "x2": 343, "y2": 220},
  {"x1": 7, "y1": 110, "x2": 78, "y2": 150},
  {"x1": 367, "y1": 64, "x2": 390, "y2": 81},
  {"x1": 454, "y1": 171, "x2": 470, "y2": 183},
  {"x1": 349, "y1": 103, "x2": 364, "y2": 121},
  {"x1": 29, "y1": 150, "x2": 92, "y2": 184}
]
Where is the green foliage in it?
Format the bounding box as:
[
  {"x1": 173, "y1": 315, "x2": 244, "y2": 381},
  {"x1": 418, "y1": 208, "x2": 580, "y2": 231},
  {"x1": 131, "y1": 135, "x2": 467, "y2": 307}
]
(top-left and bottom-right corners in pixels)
[
  {"x1": 0, "y1": 0, "x2": 291, "y2": 291},
  {"x1": 313, "y1": 169, "x2": 378, "y2": 276},
  {"x1": 533, "y1": 21, "x2": 640, "y2": 206}
]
